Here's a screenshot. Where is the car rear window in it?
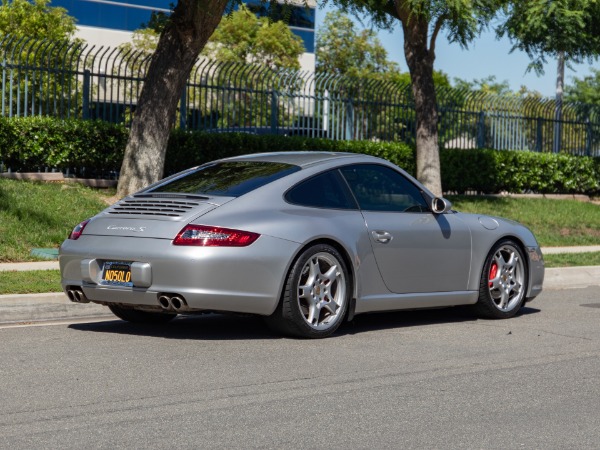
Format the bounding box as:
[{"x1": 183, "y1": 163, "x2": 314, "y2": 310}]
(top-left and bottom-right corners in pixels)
[{"x1": 148, "y1": 161, "x2": 300, "y2": 197}]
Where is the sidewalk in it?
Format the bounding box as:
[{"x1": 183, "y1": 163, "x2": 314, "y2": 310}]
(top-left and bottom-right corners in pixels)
[{"x1": 1, "y1": 246, "x2": 599, "y2": 325}]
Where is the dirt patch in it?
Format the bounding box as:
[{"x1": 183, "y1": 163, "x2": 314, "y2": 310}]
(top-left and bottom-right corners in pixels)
[
  {"x1": 560, "y1": 228, "x2": 571, "y2": 236},
  {"x1": 102, "y1": 195, "x2": 120, "y2": 206}
]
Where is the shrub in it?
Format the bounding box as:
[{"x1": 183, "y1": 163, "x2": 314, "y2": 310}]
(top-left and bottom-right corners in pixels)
[
  {"x1": 0, "y1": 117, "x2": 128, "y2": 176},
  {"x1": 441, "y1": 148, "x2": 600, "y2": 195},
  {"x1": 0, "y1": 117, "x2": 598, "y2": 195}
]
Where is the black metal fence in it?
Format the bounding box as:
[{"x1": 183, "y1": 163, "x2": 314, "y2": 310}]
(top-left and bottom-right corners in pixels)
[{"x1": 2, "y1": 36, "x2": 600, "y2": 156}]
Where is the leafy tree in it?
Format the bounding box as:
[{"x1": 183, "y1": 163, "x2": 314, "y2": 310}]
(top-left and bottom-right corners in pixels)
[
  {"x1": 498, "y1": 0, "x2": 600, "y2": 76},
  {"x1": 0, "y1": 0, "x2": 76, "y2": 40},
  {"x1": 565, "y1": 69, "x2": 600, "y2": 106},
  {"x1": 0, "y1": 0, "x2": 78, "y2": 117},
  {"x1": 498, "y1": 0, "x2": 600, "y2": 152},
  {"x1": 116, "y1": 0, "x2": 231, "y2": 197},
  {"x1": 316, "y1": 10, "x2": 400, "y2": 78},
  {"x1": 452, "y1": 76, "x2": 512, "y2": 97},
  {"x1": 116, "y1": 1, "x2": 306, "y2": 196},
  {"x1": 123, "y1": 5, "x2": 305, "y2": 70},
  {"x1": 205, "y1": 4, "x2": 304, "y2": 69},
  {"x1": 325, "y1": 0, "x2": 503, "y2": 196}
]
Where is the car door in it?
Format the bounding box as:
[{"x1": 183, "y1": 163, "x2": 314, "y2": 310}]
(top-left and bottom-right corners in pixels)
[{"x1": 339, "y1": 164, "x2": 472, "y2": 294}]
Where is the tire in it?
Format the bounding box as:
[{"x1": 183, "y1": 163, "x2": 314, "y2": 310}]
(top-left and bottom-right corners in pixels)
[
  {"x1": 265, "y1": 244, "x2": 351, "y2": 338},
  {"x1": 473, "y1": 239, "x2": 528, "y2": 319},
  {"x1": 108, "y1": 304, "x2": 177, "y2": 324}
]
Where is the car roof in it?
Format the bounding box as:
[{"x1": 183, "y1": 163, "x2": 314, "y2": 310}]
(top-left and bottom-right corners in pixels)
[{"x1": 220, "y1": 151, "x2": 376, "y2": 168}]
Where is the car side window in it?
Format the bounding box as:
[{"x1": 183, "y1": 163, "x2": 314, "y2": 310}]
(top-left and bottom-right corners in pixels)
[
  {"x1": 339, "y1": 164, "x2": 430, "y2": 213},
  {"x1": 285, "y1": 170, "x2": 358, "y2": 210}
]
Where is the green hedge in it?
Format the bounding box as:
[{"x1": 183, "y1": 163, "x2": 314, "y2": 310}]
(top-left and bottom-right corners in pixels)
[
  {"x1": 441, "y1": 148, "x2": 600, "y2": 194},
  {"x1": 0, "y1": 117, "x2": 598, "y2": 194},
  {"x1": 0, "y1": 117, "x2": 128, "y2": 174},
  {"x1": 164, "y1": 129, "x2": 415, "y2": 175}
]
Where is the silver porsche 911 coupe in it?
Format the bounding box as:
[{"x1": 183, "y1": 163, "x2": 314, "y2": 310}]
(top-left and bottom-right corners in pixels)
[{"x1": 60, "y1": 152, "x2": 545, "y2": 338}]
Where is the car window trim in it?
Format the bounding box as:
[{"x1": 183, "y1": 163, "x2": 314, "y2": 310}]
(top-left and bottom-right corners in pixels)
[{"x1": 337, "y1": 163, "x2": 433, "y2": 214}]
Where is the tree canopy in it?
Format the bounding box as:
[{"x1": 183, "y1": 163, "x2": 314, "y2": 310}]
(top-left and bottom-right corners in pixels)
[
  {"x1": 565, "y1": 69, "x2": 600, "y2": 105},
  {"x1": 204, "y1": 4, "x2": 305, "y2": 69},
  {"x1": 498, "y1": 0, "x2": 600, "y2": 74},
  {"x1": 316, "y1": 10, "x2": 400, "y2": 78},
  {"x1": 321, "y1": 0, "x2": 505, "y2": 195},
  {"x1": 120, "y1": 4, "x2": 305, "y2": 70},
  {"x1": 0, "y1": 0, "x2": 76, "y2": 40}
]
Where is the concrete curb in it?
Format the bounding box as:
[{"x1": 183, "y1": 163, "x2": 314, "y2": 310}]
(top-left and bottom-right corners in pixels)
[
  {"x1": 0, "y1": 267, "x2": 598, "y2": 324},
  {"x1": 543, "y1": 266, "x2": 600, "y2": 290},
  {"x1": 0, "y1": 292, "x2": 111, "y2": 324}
]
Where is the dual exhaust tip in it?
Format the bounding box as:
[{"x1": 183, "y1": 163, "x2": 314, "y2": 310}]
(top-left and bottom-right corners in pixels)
[
  {"x1": 67, "y1": 288, "x2": 187, "y2": 312},
  {"x1": 66, "y1": 287, "x2": 90, "y2": 303},
  {"x1": 158, "y1": 294, "x2": 188, "y2": 312}
]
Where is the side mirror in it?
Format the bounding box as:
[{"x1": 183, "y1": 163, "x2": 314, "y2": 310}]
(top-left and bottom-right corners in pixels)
[{"x1": 431, "y1": 197, "x2": 452, "y2": 214}]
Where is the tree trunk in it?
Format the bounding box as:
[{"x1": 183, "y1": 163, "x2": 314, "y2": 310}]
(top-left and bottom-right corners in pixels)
[
  {"x1": 400, "y1": 16, "x2": 443, "y2": 197},
  {"x1": 117, "y1": 0, "x2": 229, "y2": 198}
]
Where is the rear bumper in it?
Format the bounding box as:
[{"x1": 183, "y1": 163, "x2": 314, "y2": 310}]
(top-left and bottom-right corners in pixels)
[{"x1": 60, "y1": 234, "x2": 300, "y2": 316}]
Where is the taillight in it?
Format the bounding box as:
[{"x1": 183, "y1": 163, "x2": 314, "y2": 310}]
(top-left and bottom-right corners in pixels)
[
  {"x1": 173, "y1": 225, "x2": 259, "y2": 247},
  {"x1": 69, "y1": 219, "x2": 90, "y2": 240}
]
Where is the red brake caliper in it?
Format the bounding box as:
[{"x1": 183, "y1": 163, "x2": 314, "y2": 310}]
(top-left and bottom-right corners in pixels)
[{"x1": 488, "y1": 262, "x2": 498, "y2": 288}]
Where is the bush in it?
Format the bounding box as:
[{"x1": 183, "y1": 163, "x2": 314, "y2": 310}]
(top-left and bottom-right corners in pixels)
[
  {"x1": 441, "y1": 148, "x2": 600, "y2": 195},
  {"x1": 0, "y1": 117, "x2": 598, "y2": 195},
  {"x1": 164, "y1": 130, "x2": 416, "y2": 175},
  {"x1": 0, "y1": 117, "x2": 128, "y2": 176}
]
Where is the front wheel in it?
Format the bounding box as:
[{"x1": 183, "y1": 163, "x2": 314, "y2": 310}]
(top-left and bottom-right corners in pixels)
[
  {"x1": 473, "y1": 239, "x2": 528, "y2": 319},
  {"x1": 265, "y1": 244, "x2": 351, "y2": 338},
  {"x1": 108, "y1": 304, "x2": 177, "y2": 324}
]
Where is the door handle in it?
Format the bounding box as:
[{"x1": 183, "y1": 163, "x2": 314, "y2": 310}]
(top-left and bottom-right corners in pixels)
[{"x1": 371, "y1": 230, "x2": 393, "y2": 243}]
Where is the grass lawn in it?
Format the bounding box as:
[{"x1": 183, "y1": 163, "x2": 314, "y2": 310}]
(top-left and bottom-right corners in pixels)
[
  {"x1": 0, "y1": 179, "x2": 114, "y2": 262},
  {"x1": 0, "y1": 270, "x2": 62, "y2": 294},
  {"x1": 0, "y1": 183, "x2": 599, "y2": 296},
  {"x1": 448, "y1": 196, "x2": 600, "y2": 247}
]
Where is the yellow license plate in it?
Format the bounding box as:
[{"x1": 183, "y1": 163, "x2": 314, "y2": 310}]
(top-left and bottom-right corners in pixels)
[{"x1": 101, "y1": 261, "x2": 133, "y2": 287}]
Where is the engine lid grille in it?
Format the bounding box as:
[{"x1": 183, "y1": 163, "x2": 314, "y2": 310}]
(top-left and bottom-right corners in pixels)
[{"x1": 108, "y1": 198, "x2": 202, "y2": 217}]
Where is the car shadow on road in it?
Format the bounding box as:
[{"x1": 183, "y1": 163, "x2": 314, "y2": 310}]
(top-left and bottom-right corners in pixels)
[{"x1": 68, "y1": 305, "x2": 540, "y2": 340}]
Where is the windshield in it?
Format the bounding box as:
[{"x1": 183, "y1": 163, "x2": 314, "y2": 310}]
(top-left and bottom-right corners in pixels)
[{"x1": 147, "y1": 161, "x2": 300, "y2": 197}]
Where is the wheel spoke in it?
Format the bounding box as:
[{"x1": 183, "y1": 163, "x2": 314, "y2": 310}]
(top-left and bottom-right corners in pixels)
[
  {"x1": 306, "y1": 302, "x2": 320, "y2": 325},
  {"x1": 499, "y1": 288, "x2": 510, "y2": 309},
  {"x1": 321, "y1": 296, "x2": 339, "y2": 315},
  {"x1": 295, "y1": 251, "x2": 347, "y2": 331},
  {"x1": 323, "y1": 264, "x2": 339, "y2": 284},
  {"x1": 485, "y1": 244, "x2": 526, "y2": 314}
]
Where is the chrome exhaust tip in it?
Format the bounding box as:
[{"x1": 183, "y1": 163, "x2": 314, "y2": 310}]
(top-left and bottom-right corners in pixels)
[
  {"x1": 158, "y1": 295, "x2": 171, "y2": 310},
  {"x1": 171, "y1": 296, "x2": 188, "y2": 311},
  {"x1": 73, "y1": 289, "x2": 90, "y2": 303},
  {"x1": 158, "y1": 294, "x2": 187, "y2": 312}
]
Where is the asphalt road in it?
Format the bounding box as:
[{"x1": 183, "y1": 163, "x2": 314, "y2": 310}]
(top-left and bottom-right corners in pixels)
[{"x1": 1, "y1": 286, "x2": 600, "y2": 449}]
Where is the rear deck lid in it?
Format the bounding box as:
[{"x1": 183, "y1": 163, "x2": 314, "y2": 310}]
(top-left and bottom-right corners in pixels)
[{"x1": 83, "y1": 194, "x2": 230, "y2": 239}]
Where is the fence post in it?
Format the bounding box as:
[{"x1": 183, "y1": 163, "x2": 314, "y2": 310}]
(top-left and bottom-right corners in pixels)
[
  {"x1": 82, "y1": 69, "x2": 90, "y2": 120},
  {"x1": 586, "y1": 119, "x2": 592, "y2": 156},
  {"x1": 270, "y1": 90, "x2": 278, "y2": 134},
  {"x1": 345, "y1": 99, "x2": 354, "y2": 140},
  {"x1": 179, "y1": 86, "x2": 187, "y2": 130},
  {"x1": 536, "y1": 118, "x2": 543, "y2": 152},
  {"x1": 476, "y1": 111, "x2": 485, "y2": 148}
]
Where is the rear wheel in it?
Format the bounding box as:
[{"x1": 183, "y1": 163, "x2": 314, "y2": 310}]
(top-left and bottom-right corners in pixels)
[
  {"x1": 265, "y1": 244, "x2": 350, "y2": 338},
  {"x1": 108, "y1": 305, "x2": 177, "y2": 324},
  {"x1": 473, "y1": 239, "x2": 527, "y2": 319}
]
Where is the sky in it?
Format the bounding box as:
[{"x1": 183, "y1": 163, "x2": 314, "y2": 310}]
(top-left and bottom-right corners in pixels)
[{"x1": 313, "y1": 4, "x2": 600, "y2": 98}]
